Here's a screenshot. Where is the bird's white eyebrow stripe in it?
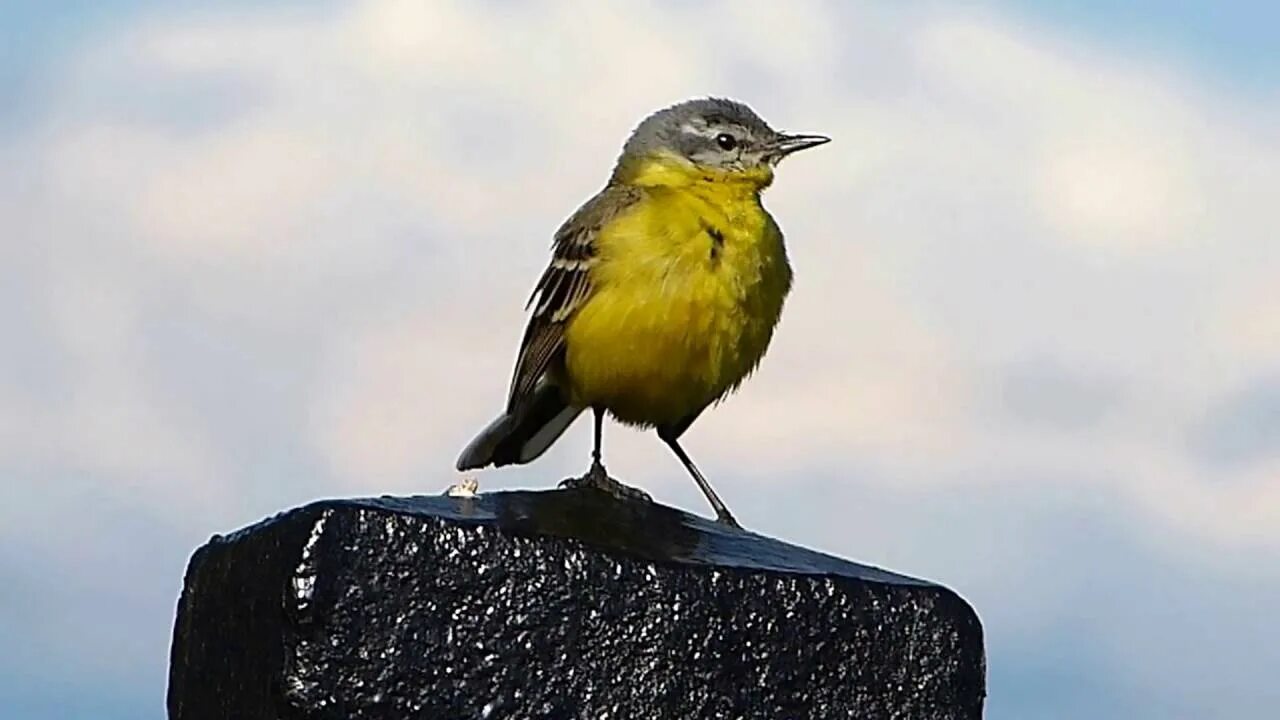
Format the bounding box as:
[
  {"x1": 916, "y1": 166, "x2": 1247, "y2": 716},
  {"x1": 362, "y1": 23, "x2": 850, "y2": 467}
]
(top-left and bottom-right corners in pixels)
[{"x1": 680, "y1": 121, "x2": 717, "y2": 137}]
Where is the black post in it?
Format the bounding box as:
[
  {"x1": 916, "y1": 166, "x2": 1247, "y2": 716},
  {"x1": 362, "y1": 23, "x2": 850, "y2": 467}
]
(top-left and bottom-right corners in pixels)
[{"x1": 168, "y1": 490, "x2": 985, "y2": 719}]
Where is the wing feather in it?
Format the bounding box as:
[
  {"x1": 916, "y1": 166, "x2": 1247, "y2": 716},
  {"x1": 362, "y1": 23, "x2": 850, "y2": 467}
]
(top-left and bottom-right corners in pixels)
[{"x1": 506, "y1": 184, "x2": 641, "y2": 409}]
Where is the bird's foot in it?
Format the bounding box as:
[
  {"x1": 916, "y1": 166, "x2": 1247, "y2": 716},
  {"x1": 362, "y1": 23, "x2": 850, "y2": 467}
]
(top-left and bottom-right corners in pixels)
[
  {"x1": 714, "y1": 510, "x2": 743, "y2": 530},
  {"x1": 559, "y1": 461, "x2": 653, "y2": 504}
]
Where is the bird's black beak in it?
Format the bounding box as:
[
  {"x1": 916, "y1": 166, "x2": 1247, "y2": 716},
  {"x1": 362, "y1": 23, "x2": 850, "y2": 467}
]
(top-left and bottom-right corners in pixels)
[{"x1": 768, "y1": 133, "x2": 831, "y2": 162}]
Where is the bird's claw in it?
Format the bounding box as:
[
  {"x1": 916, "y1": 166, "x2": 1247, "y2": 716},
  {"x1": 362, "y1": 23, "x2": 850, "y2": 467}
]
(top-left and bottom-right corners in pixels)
[
  {"x1": 715, "y1": 511, "x2": 743, "y2": 530},
  {"x1": 560, "y1": 462, "x2": 653, "y2": 504}
]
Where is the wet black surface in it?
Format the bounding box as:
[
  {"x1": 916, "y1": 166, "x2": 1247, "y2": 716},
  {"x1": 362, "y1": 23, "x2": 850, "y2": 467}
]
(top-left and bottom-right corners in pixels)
[{"x1": 169, "y1": 489, "x2": 985, "y2": 719}]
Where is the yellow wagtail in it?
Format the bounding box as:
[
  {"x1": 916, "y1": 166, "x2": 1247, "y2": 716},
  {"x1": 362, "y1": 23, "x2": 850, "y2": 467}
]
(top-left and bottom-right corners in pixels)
[{"x1": 457, "y1": 98, "x2": 829, "y2": 527}]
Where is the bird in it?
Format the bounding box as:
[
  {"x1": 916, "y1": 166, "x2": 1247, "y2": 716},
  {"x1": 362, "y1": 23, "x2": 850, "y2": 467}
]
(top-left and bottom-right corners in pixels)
[{"x1": 456, "y1": 97, "x2": 829, "y2": 528}]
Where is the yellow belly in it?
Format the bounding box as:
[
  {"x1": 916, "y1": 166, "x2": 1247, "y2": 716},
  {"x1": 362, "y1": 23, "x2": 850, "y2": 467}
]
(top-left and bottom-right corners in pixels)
[{"x1": 562, "y1": 184, "x2": 792, "y2": 427}]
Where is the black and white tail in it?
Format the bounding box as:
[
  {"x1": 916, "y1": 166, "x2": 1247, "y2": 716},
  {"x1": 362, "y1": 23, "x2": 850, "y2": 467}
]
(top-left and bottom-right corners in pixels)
[{"x1": 455, "y1": 379, "x2": 583, "y2": 470}]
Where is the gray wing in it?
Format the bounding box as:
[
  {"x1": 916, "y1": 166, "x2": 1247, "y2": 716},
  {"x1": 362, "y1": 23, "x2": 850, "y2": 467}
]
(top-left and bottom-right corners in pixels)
[{"x1": 506, "y1": 184, "x2": 641, "y2": 410}]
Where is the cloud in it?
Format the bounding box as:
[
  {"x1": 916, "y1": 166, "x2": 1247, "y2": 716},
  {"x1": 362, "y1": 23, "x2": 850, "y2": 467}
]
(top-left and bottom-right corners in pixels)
[
  {"x1": 1190, "y1": 375, "x2": 1280, "y2": 468},
  {"x1": 8, "y1": 0, "x2": 1279, "y2": 544},
  {"x1": 8, "y1": 0, "x2": 1280, "y2": 554},
  {"x1": 992, "y1": 357, "x2": 1125, "y2": 432},
  {"x1": 5, "y1": 2, "x2": 1280, "y2": 717}
]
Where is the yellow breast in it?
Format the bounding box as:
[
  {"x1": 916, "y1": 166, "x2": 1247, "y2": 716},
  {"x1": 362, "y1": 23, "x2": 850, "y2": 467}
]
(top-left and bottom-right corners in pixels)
[{"x1": 563, "y1": 161, "x2": 792, "y2": 427}]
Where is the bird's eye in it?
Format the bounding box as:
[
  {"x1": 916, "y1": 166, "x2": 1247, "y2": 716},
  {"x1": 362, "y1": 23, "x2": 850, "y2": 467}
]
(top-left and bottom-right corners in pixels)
[{"x1": 715, "y1": 133, "x2": 738, "y2": 151}]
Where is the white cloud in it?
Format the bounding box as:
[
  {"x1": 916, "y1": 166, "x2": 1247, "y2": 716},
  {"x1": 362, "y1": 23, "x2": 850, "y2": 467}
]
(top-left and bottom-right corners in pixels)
[
  {"x1": 9, "y1": 0, "x2": 1280, "y2": 571},
  {"x1": 9, "y1": 3, "x2": 1280, "y2": 717},
  {"x1": 308, "y1": 307, "x2": 512, "y2": 488}
]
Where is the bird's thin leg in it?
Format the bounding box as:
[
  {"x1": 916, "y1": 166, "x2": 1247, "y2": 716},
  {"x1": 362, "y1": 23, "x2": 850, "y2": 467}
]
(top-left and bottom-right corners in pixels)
[
  {"x1": 559, "y1": 407, "x2": 652, "y2": 503},
  {"x1": 661, "y1": 435, "x2": 741, "y2": 529},
  {"x1": 590, "y1": 406, "x2": 604, "y2": 468},
  {"x1": 582, "y1": 406, "x2": 608, "y2": 483}
]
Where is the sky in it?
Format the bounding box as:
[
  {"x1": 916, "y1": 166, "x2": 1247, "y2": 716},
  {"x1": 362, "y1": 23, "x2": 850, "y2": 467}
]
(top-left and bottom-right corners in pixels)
[{"x1": 1, "y1": 1, "x2": 1278, "y2": 718}]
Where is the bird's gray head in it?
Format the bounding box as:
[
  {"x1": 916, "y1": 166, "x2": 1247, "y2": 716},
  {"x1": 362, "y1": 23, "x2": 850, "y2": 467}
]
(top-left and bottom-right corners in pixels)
[{"x1": 613, "y1": 98, "x2": 829, "y2": 182}]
